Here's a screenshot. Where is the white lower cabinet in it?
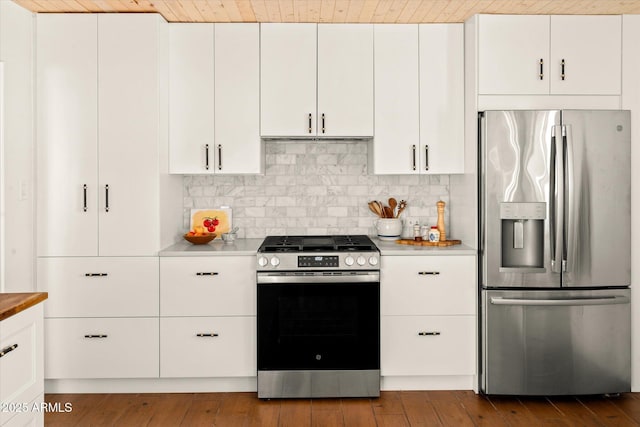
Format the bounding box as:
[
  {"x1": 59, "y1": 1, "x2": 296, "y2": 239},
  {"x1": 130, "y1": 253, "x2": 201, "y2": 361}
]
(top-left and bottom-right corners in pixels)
[
  {"x1": 160, "y1": 317, "x2": 256, "y2": 378},
  {"x1": 2, "y1": 397, "x2": 44, "y2": 427},
  {"x1": 381, "y1": 315, "x2": 475, "y2": 376},
  {"x1": 0, "y1": 305, "x2": 44, "y2": 426},
  {"x1": 44, "y1": 318, "x2": 159, "y2": 379}
]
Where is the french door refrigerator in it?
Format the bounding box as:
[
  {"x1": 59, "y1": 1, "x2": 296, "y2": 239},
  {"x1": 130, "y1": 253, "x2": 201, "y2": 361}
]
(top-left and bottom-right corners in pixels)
[{"x1": 479, "y1": 110, "x2": 631, "y2": 395}]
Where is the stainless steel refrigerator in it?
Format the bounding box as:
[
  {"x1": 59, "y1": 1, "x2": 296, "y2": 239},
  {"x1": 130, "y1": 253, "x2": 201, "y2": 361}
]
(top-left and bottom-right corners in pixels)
[{"x1": 479, "y1": 110, "x2": 631, "y2": 396}]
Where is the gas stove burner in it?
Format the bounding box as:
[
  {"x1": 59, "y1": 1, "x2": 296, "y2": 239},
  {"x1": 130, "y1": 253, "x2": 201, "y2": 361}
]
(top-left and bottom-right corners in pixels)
[{"x1": 258, "y1": 235, "x2": 377, "y2": 253}]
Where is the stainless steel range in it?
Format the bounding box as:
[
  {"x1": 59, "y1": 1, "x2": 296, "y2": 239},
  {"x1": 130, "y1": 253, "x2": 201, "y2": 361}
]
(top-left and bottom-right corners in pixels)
[{"x1": 256, "y1": 235, "x2": 380, "y2": 399}]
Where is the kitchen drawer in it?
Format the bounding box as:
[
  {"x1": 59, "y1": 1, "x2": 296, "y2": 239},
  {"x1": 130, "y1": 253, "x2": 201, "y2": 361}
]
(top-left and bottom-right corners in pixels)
[
  {"x1": 160, "y1": 316, "x2": 256, "y2": 378},
  {"x1": 0, "y1": 305, "x2": 43, "y2": 426},
  {"x1": 381, "y1": 315, "x2": 475, "y2": 376},
  {"x1": 381, "y1": 255, "x2": 475, "y2": 315},
  {"x1": 44, "y1": 317, "x2": 158, "y2": 379},
  {"x1": 160, "y1": 257, "x2": 256, "y2": 316},
  {"x1": 38, "y1": 257, "x2": 159, "y2": 318}
]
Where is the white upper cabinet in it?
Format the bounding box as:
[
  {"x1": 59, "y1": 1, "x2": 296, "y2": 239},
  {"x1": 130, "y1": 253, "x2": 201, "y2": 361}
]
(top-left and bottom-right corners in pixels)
[
  {"x1": 317, "y1": 24, "x2": 373, "y2": 137},
  {"x1": 549, "y1": 15, "x2": 621, "y2": 95},
  {"x1": 261, "y1": 23, "x2": 317, "y2": 137},
  {"x1": 169, "y1": 23, "x2": 261, "y2": 174},
  {"x1": 37, "y1": 15, "x2": 98, "y2": 257},
  {"x1": 37, "y1": 14, "x2": 163, "y2": 257},
  {"x1": 478, "y1": 14, "x2": 621, "y2": 95},
  {"x1": 261, "y1": 23, "x2": 374, "y2": 138},
  {"x1": 373, "y1": 24, "x2": 464, "y2": 175},
  {"x1": 419, "y1": 24, "x2": 464, "y2": 174},
  {"x1": 214, "y1": 24, "x2": 262, "y2": 174},
  {"x1": 373, "y1": 24, "x2": 420, "y2": 174},
  {"x1": 98, "y1": 14, "x2": 161, "y2": 256},
  {"x1": 169, "y1": 24, "x2": 215, "y2": 174}
]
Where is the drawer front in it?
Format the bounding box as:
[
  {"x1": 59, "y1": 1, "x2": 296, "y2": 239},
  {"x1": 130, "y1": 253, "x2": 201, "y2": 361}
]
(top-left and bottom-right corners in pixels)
[
  {"x1": 160, "y1": 316, "x2": 256, "y2": 378},
  {"x1": 0, "y1": 306, "x2": 43, "y2": 426},
  {"x1": 381, "y1": 315, "x2": 475, "y2": 376},
  {"x1": 160, "y1": 257, "x2": 256, "y2": 316},
  {"x1": 381, "y1": 255, "x2": 475, "y2": 315},
  {"x1": 44, "y1": 318, "x2": 158, "y2": 379},
  {"x1": 38, "y1": 257, "x2": 159, "y2": 317}
]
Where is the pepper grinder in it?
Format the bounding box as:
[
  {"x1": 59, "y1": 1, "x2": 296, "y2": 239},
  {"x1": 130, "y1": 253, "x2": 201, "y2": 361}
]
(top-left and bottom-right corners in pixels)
[{"x1": 436, "y1": 200, "x2": 446, "y2": 242}]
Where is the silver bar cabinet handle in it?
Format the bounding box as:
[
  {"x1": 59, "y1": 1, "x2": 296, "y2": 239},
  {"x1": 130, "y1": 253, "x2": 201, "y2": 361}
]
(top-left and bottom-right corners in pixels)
[
  {"x1": 105, "y1": 185, "x2": 109, "y2": 212},
  {"x1": 217, "y1": 144, "x2": 222, "y2": 171},
  {"x1": 196, "y1": 333, "x2": 219, "y2": 337},
  {"x1": 196, "y1": 272, "x2": 219, "y2": 276},
  {"x1": 490, "y1": 296, "x2": 629, "y2": 306},
  {"x1": 412, "y1": 145, "x2": 416, "y2": 171},
  {"x1": 425, "y1": 145, "x2": 429, "y2": 171},
  {"x1": 85, "y1": 273, "x2": 108, "y2": 277},
  {"x1": 83, "y1": 184, "x2": 88, "y2": 212},
  {"x1": 418, "y1": 271, "x2": 440, "y2": 276},
  {"x1": 0, "y1": 344, "x2": 18, "y2": 358},
  {"x1": 322, "y1": 113, "x2": 325, "y2": 134},
  {"x1": 205, "y1": 144, "x2": 210, "y2": 170},
  {"x1": 561, "y1": 59, "x2": 565, "y2": 81},
  {"x1": 539, "y1": 58, "x2": 544, "y2": 80},
  {"x1": 418, "y1": 332, "x2": 441, "y2": 336},
  {"x1": 308, "y1": 113, "x2": 312, "y2": 134},
  {"x1": 84, "y1": 334, "x2": 108, "y2": 339}
]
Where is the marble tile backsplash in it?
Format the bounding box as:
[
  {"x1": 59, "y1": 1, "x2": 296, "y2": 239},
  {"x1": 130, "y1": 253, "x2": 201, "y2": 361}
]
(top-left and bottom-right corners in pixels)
[{"x1": 184, "y1": 141, "x2": 450, "y2": 238}]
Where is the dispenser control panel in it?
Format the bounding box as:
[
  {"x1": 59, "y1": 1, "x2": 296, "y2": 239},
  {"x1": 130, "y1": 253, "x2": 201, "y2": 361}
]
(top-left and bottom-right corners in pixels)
[{"x1": 500, "y1": 202, "x2": 546, "y2": 220}]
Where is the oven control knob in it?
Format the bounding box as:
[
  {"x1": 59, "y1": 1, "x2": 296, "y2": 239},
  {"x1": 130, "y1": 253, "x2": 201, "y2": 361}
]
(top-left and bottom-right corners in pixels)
[
  {"x1": 368, "y1": 256, "x2": 379, "y2": 266},
  {"x1": 356, "y1": 256, "x2": 366, "y2": 266},
  {"x1": 270, "y1": 256, "x2": 280, "y2": 267},
  {"x1": 258, "y1": 256, "x2": 268, "y2": 267},
  {"x1": 345, "y1": 256, "x2": 355, "y2": 266}
]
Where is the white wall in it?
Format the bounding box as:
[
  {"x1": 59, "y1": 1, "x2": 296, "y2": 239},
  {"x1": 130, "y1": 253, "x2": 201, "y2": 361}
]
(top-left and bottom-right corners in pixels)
[
  {"x1": 0, "y1": 1, "x2": 34, "y2": 292},
  {"x1": 622, "y1": 14, "x2": 640, "y2": 392}
]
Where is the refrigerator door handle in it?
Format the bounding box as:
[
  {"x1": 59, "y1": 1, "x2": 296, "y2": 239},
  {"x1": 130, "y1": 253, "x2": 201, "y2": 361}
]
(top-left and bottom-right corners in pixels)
[
  {"x1": 562, "y1": 125, "x2": 572, "y2": 273},
  {"x1": 490, "y1": 296, "x2": 629, "y2": 306},
  {"x1": 550, "y1": 125, "x2": 564, "y2": 274}
]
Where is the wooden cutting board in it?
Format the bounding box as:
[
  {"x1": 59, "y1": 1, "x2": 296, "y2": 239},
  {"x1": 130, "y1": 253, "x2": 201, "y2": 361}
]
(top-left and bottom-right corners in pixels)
[{"x1": 396, "y1": 239, "x2": 462, "y2": 247}]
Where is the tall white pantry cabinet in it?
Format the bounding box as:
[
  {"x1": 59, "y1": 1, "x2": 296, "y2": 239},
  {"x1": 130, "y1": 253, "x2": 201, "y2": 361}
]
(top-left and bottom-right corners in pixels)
[{"x1": 36, "y1": 14, "x2": 175, "y2": 381}]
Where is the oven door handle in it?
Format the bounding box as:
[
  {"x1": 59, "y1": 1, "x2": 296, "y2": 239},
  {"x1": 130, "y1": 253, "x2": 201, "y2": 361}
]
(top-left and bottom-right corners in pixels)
[{"x1": 257, "y1": 272, "x2": 379, "y2": 284}]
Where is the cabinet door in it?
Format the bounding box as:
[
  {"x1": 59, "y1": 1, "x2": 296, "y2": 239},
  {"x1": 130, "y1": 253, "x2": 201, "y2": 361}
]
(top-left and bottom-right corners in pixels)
[
  {"x1": 478, "y1": 15, "x2": 550, "y2": 95},
  {"x1": 317, "y1": 24, "x2": 373, "y2": 137},
  {"x1": 261, "y1": 24, "x2": 317, "y2": 137},
  {"x1": 373, "y1": 25, "x2": 420, "y2": 174},
  {"x1": 98, "y1": 14, "x2": 160, "y2": 256},
  {"x1": 169, "y1": 24, "x2": 215, "y2": 174},
  {"x1": 381, "y1": 315, "x2": 475, "y2": 376},
  {"x1": 550, "y1": 16, "x2": 621, "y2": 95},
  {"x1": 419, "y1": 24, "x2": 464, "y2": 174},
  {"x1": 381, "y1": 255, "x2": 476, "y2": 315},
  {"x1": 44, "y1": 317, "x2": 159, "y2": 379},
  {"x1": 36, "y1": 14, "x2": 98, "y2": 257},
  {"x1": 0, "y1": 305, "x2": 43, "y2": 425},
  {"x1": 215, "y1": 24, "x2": 262, "y2": 173},
  {"x1": 160, "y1": 317, "x2": 256, "y2": 378},
  {"x1": 160, "y1": 256, "x2": 256, "y2": 317}
]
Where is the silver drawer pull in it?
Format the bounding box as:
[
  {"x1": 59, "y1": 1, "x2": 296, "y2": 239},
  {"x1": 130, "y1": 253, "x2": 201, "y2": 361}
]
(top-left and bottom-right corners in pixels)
[
  {"x1": 418, "y1": 331, "x2": 441, "y2": 336},
  {"x1": 418, "y1": 271, "x2": 440, "y2": 275},
  {"x1": 196, "y1": 272, "x2": 219, "y2": 276},
  {"x1": 196, "y1": 333, "x2": 219, "y2": 337},
  {"x1": 0, "y1": 344, "x2": 18, "y2": 358},
  {"x1": 84, "y1": 334, "x2": 108, "y2": 339},
  {"x1": 85, "y1": 273, "x2": 108, "y2": 277}
]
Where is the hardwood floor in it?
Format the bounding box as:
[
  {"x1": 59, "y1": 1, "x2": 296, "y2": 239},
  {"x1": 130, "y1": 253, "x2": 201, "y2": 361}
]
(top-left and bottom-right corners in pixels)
[{"x1": 44, "y1": 391, "x2": 640, "y2": 426}]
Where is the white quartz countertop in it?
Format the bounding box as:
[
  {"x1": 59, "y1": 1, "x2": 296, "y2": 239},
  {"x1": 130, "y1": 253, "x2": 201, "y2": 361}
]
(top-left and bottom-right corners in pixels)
[
  {"x1": 372, "y1": 237, "x2": 476, "y2": 256},
  {"x1": 159, "y1": 238, "x2": 263, "y2": 256}
]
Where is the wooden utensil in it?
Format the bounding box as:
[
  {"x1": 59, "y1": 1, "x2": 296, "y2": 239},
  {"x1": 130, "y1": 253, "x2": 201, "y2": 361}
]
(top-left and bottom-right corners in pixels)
[
  {"x1": 388, "y1": 198, "x2": 398, "y2": 217},
  {"x1": 383, "y1": 206, "x2": 393, "y2": 218},
  {"x1": 396, "y1": 200, "x2": 407, "y2": 217},
  {"x1": 368, "y1": 201, "x2": 381, "y2": 217},
  {"x1": 375, "y1": 201, "x2": 385, "y2": 218}
]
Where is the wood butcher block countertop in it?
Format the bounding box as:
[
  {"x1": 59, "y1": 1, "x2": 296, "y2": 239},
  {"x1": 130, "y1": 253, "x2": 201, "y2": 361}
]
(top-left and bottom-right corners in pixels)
[{"x1": 0, "y1": 292, "x2": 48, "y2": 321}]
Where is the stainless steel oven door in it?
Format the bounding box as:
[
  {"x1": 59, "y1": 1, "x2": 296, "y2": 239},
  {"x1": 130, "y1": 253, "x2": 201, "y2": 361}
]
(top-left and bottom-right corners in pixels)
[{"x1": 257, "y1": 271, "x2": 380, "y2": 398}]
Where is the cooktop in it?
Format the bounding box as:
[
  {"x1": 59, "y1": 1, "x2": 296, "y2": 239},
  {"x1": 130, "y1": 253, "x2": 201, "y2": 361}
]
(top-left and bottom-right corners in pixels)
[{"x1": 258, "y1": 235, "x2": 378, "y2": 253}]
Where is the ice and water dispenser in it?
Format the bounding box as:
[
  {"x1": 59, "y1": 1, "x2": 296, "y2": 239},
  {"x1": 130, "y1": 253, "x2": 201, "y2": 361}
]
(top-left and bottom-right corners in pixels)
[{"x1": 499, "y1": 202, "x2": 546, "y2": 272}]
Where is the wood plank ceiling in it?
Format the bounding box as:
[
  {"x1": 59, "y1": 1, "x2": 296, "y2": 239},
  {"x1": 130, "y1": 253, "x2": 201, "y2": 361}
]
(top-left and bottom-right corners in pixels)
[{"x1": 13, "y1": 0, "x2": 640, "y2": 23}]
